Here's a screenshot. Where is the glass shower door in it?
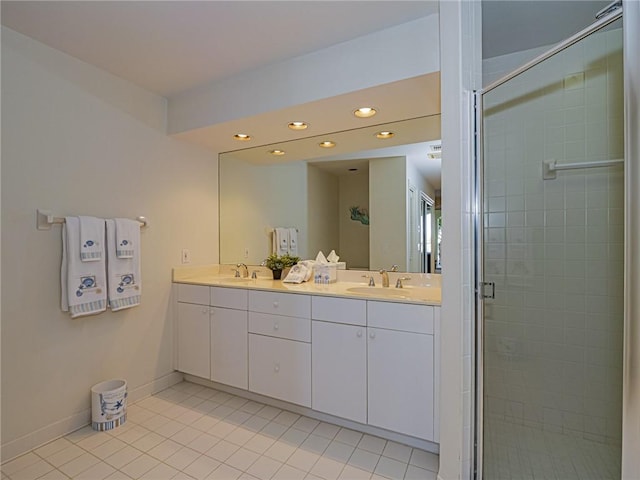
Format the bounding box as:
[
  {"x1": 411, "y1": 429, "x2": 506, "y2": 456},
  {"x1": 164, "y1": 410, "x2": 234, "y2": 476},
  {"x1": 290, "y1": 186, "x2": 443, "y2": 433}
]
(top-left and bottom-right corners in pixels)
[{"x1": 479, "y1": 17, "x2": 624, "y2": 480}]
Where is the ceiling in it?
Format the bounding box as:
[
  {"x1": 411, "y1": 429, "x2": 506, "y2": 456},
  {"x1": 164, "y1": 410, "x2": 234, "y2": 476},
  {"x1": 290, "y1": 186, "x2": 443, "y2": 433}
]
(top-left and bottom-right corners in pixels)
[
  {"x1": 482, "y1": 0, "x2": 611, "y2": 58},
  {"x1": 1, "y1": 0, "x2": 612, "y2": 188},
  {"x1": 1, "y1": 1, "x2": 439, "y2": 97}
]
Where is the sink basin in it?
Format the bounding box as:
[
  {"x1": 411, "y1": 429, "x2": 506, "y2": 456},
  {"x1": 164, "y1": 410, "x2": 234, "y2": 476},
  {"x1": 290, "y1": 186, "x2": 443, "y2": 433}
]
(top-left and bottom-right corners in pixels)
[
  {"x1": 218, "y1": 277, "x2": 252, "y2": 283},
  {"x1": 346, "y1": 286, "x2": 441, "y2": 302},
  {"x1": 346, "y1": 287, "x2": 412, "y2": 299}
]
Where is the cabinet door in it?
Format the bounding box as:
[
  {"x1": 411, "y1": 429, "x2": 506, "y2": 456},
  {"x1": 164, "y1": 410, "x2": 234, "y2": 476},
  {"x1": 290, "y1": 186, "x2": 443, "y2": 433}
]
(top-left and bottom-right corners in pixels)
[
  {"x1": 211, "y1": 307, "x2": 248, "y2": 389},
  {"x1": 312, "y1": 321, "x2": 367, "y2": 423},
  {"x1": 248, "y1": 334, "x2": 311, "y2": 407},
  {"x1": 177, "y1": 302, "x2": 210, "y2": 378},
  {"x1": 368, "y1": 328, "x2": 434, "y2": 441}
]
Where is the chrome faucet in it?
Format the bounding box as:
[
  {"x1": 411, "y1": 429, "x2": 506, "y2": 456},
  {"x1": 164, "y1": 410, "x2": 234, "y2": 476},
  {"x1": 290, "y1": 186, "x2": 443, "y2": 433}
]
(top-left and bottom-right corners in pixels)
[
  {"x1": 236, "y1": 263, "x2": 249, "y2": 278},
  {"x1": 390, "y1": 264, "x2": 399, "y2": 272},
  {"x1": 379, "y1": 269, "x2": 389, "y2": 287}
]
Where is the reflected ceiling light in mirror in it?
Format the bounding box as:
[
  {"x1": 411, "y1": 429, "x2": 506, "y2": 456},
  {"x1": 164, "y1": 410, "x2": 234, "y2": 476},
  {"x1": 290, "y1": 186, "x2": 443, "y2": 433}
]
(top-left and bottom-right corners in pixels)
[
  {"x1": 354, "y1": 107, "x2": 377, "y2": 118},
  {"x1": 288, "y1": 121, "x2": 309, "y2": 130},
  {"x1": 375, "y1": 131, "x2": 395, "y2": 139},
  {"x1": 233, "y1": 133, "x2": 251, "y2": 141},
  {"x1": 269, "y1": 149, "x2": 286, "y2": 156},
  {"x1": 318, "y1": 141, "x2": 336, "y2": 148}
]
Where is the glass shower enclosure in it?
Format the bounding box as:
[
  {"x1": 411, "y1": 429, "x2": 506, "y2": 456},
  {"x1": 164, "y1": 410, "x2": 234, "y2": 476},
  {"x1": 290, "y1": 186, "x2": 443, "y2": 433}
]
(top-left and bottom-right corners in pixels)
[{"x1": 476, "y1": 10, "x2": 624, "y2": 480}]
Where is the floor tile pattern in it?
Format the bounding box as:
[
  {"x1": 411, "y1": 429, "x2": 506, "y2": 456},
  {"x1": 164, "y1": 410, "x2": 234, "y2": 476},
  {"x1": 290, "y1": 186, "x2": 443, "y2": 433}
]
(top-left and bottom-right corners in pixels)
[{"x1": 2, "y1": 382, "x2": 439, "y2": 480}]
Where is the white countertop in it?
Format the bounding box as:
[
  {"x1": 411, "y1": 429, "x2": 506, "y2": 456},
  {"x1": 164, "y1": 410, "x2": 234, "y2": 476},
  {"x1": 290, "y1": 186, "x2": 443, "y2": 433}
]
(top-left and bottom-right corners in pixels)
[{"x1": 173, "y1": 265, "x2": 441, "y2": 306}]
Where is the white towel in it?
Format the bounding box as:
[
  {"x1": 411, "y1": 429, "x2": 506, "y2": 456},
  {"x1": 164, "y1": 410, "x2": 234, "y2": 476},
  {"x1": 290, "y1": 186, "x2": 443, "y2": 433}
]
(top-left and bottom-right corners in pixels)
[
  {"x1": 106, "y1": 219, "x2": 141, "y2": 311},
  {"x1": 114, "y1": 218, "x2": 138, "y2": 258},
  {"x1": 79, "y1": 216, "x2": 104, "y2": 262},
  {"x1": 61, "y1": 217, "x2": 107, "y2": 318},
  {"x1": 288, "y1": 228, "x2": 298, "y2": 256},
  {"x1": 274, "y1": 227, "x2": 289, "y2": 256}
]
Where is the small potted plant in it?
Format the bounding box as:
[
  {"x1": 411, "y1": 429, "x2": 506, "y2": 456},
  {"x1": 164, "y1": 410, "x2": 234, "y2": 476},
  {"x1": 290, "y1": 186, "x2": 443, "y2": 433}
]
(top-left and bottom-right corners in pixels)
[{"x1": 265, "y1": 253, "x2": 300, "y2": 280}]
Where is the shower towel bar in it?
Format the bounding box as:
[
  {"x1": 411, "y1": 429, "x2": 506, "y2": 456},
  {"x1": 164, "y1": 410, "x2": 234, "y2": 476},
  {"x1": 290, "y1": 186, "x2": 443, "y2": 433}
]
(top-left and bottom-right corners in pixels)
[
  {"x1": 543, "y1": 158, "x2": 623, "y2": 180},
  {"x1": 36, "y1": 209, "x2": 148, "y2": 230}
]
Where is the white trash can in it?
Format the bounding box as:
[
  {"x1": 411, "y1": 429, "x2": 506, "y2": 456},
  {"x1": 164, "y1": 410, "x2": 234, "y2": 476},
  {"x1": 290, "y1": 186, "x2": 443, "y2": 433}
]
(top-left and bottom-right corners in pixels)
[{"x1": 91, "y1": 379, "x2": 127, "y2": 431}]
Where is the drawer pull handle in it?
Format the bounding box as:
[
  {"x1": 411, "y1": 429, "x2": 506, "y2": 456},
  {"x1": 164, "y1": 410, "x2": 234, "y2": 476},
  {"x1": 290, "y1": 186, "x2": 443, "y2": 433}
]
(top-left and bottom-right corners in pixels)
[
  {"x1": 273, "y1": 301, "x2": 279, "y2": 308},
  {"x1": 202, "y1": 308, "x2": 209, "y2": 315},
  {"x1": 274, "y1": 363, "x2": 280, "y2": 373},
  {"x1": 274, "y1": 323, "x2": 279, "y2": 330},
  {"x1": 356, "y1": 330, "x2": 363, "y2": 338},
  {"x1": 369, "y1": 331, "x2": 376, "y2": 339}
]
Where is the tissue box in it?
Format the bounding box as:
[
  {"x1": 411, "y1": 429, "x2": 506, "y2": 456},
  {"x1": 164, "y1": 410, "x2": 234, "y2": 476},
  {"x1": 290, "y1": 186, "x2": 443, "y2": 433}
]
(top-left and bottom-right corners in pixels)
[{"x1": 314, "y1": 263, "x2": 338, "y2": 284}]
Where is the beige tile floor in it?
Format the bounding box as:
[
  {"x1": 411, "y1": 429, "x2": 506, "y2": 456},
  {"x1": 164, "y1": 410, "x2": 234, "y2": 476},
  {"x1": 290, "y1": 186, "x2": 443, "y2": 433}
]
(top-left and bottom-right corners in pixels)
[{"x1": 2, "y1": 382, "x2": 439, "y2": 480}]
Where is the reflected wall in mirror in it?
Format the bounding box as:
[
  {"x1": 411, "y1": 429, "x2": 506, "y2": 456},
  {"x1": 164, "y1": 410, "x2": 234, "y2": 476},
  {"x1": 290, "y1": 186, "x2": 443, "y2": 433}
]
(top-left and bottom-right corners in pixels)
[{"x1": 219, "y1": 115, "x2": 442, "y2": 273}]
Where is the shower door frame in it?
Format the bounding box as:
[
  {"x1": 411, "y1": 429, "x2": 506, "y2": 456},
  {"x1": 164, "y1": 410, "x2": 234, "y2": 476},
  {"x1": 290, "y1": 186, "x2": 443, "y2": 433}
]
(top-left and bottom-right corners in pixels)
[{"x1": 472, "y1": 7, "x2": 624, "y2": 479}]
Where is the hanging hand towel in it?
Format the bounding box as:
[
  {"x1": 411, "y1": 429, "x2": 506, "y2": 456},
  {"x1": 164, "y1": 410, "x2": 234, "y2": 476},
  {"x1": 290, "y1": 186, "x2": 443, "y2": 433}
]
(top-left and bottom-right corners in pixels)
[
  {"x1": 78, "y1": 216, "x2": 104, "y2": 262},
  {"x1": 114, "y1": 218, "x2": 137, "y2": 258},
  {"x1": 288, "y1": 228, "x2": 298, "y2": 256},
  {"x1": 274, "y1": 227, "x2": 289, "y2": 256},
  {"x1": 106, "y1": 219, "x2": 141, "y2": 311},
  {"x1": 61, "y1": 217, "x2": 107, "y2": 318}
]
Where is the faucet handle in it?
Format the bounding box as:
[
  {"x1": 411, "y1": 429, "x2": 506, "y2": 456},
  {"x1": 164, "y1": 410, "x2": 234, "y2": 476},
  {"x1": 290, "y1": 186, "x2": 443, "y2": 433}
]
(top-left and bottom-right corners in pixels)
[
  {"x1": 233, "y1": 269, "x2": 241, "y2": 278},
  {"x1": 251, "y1": 270, "x2": 258, "y2": 279},
  {"x1": 362, "y1": 274, "x2": 376, "y2": 287},
  {"x1": 395, "y1": 277, "x2": 411, "y2": 288}
]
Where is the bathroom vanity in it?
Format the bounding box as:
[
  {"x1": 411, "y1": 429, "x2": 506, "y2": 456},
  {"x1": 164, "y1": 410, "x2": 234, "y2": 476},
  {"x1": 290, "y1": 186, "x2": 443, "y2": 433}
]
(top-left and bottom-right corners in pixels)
[{"x1": 173, "y1": 266, "x2": 440, "y2": 451}]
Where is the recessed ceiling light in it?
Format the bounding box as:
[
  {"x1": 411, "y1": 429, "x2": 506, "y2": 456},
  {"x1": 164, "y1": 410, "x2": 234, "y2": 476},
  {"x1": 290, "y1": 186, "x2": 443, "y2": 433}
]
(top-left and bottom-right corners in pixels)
[
  {"x1": 269, "y1": 149, "x2": 286, "y2": 156},
  {"x1": 288, "y1": 121, "x2": 309, "y2": 130},
  {"x1": 354, "y1": 107, "x2": 377, "y2": 118},
  {"x1": 375, "y1": 131, "x2": 395, "y2": 139},
  {"x1": 233, "y1": 133, "x2": 251, "y2": 141},
  {"x1": 318, "y1": 141, "x2": 336, "y2": 148}
]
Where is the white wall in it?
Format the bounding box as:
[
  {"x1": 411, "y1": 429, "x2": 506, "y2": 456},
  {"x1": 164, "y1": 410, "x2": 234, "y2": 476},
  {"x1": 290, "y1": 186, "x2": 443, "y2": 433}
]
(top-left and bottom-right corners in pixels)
[
  {"x1": 438, "y1": 1, "x2": 481, "y2": 479},
  {"x1": 168, "y1": 16, "x2": 440, "y2": 134},
  {"x1": 1, "y1": 27, "x2": 219, "y2": 460},
  {"x1": 622, "y1": 0, "x2": 640, "y2": 476}
]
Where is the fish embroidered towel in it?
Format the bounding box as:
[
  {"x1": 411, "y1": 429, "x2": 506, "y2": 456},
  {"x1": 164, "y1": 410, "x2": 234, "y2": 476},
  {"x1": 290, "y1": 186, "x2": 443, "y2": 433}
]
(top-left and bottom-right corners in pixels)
[
  {"x1": 106, "y1": 219, "x2": 141, "y2": 311},
  {"x1": 274, "y1": 227, "x2": 289, "y2": 256},
  {"x1": 78, "y1": 216, "x2": 104, "y2": 262},
  {"x1": 288, "y1": 228, "x2": 298, "y2": 256},
  {"x1": 114, "y1": 218, "x2": 139, "y2": 258},
  {"x1": 61, "y1": 216, "x2": 107, "y2": 318}
]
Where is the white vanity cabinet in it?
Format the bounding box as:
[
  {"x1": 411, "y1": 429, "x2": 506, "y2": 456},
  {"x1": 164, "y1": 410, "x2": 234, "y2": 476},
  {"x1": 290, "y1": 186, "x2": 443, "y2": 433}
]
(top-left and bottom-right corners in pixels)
[
  {"x1": 367, "y1": 301, "x2": 436, "y2": 441},
  {"x1": 177, "y1": 284, "x2": 211, "y2": 378},
  {"x1": 248, "y1": 291, "x2": 312, "y2": 407},
  {"x1": 177, "y1": 284, "x2": 248, "y2": 388},
  {"x1": 210, "y1": 287, "x2": 248, "y2": 389},
  {"x1": 175, "y1": 279, "x2": 440, "y2": 446},
  {"x1": 311, "y1": 297, "x2": 367, "y2": 423}
]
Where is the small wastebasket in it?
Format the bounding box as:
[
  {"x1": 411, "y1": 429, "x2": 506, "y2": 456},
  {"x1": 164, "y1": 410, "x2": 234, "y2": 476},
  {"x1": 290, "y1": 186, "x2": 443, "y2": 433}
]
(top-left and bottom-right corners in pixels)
[{"x1": 91, "y1": 379, "x2": 127, "y2": 431}]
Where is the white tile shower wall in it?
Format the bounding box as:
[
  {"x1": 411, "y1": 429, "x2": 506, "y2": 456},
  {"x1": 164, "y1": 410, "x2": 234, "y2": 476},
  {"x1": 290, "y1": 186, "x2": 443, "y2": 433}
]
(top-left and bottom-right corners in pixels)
[{"x1": 482, "y1": 28, "x2": 624, "y2": 445}]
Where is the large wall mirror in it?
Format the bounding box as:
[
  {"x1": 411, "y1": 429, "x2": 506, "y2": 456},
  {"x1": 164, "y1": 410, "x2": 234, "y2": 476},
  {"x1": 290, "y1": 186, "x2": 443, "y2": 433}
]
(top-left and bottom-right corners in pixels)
[{"x1": 219, "y1": 113, "x2": 442, "y2": 273}]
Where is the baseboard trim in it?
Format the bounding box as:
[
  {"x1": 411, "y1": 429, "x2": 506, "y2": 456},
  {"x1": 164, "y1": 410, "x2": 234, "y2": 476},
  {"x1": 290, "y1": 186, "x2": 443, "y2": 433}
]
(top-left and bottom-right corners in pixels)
[{"x1": 1, "y1": 371, "x2": 184, "y2": 463}]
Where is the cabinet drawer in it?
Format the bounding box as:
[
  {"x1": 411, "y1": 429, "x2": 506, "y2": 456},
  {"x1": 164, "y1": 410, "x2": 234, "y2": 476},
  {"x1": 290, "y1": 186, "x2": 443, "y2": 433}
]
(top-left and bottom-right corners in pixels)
[
  {"x1": 211, "y1": 286, "x2": 248, "y2": 309},
  {"x1": 367, "y1": 301, "x2": 434, "y2": 334},
  {"x1": 249, "y1": 291, "x2": 310, "y2": 318},
  {"x1": 249, "y1": 312, "x2": 310, "y2": 342},
  {"x1": 177, "y1": 284, "x2": 210, "y2": 305},
  {"x1": 311, "y1": 296, "x2": 366, "y2": 326},
  {"x1": 248, "y1": 334, "x2": 311, "y2": 407}
]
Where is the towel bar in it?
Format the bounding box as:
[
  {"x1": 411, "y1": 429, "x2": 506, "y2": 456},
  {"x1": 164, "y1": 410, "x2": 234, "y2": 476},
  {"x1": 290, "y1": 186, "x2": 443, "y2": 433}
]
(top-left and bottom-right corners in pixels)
[{"x1": 36, "y1": 209, "x2": 148, "y2": 230}]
